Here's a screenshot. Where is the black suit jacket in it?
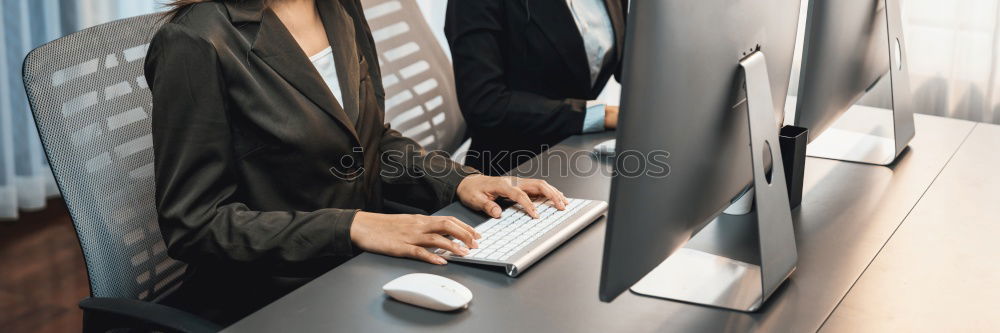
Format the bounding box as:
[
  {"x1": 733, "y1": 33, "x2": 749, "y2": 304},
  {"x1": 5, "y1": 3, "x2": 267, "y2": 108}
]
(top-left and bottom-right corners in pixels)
[
  {"x1": 445, "y1": 0, "x2": 626, "y2": 175},
  {"x1": 146, "y1": 0, "x2": 478, "y2": 278}
]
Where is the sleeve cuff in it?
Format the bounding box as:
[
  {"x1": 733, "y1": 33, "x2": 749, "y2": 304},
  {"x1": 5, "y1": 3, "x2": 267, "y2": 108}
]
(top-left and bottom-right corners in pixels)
[
  {"x1": 582, "y1": 101, "x2": 607, "y2": 133},
  {"x1": 330, "y1": 209, "x2": 359, "y2": 257}
]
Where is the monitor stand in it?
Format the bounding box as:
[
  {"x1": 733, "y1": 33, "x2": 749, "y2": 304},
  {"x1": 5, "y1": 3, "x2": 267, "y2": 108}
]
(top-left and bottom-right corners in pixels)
[
  {"x1": 806, "y1": 0, "x2": 915, "y2": 166},
  {"x1": 629, "y1": 51, "x2": 798, "y2": 313}
]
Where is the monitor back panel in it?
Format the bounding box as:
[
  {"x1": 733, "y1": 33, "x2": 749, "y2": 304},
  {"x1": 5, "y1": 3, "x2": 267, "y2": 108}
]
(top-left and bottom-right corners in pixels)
[
  {"x1": 599, "y1": 0, "x2": 801, "y2": 302},
  {"x1": 795, "y1": 0, "x2": 891, "y2": 141}
]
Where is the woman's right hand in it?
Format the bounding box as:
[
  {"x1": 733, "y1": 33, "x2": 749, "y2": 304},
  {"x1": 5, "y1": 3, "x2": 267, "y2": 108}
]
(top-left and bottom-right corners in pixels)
[
  {"x1": 605, "y1": 105, "x2": 620, "y2": 129},
  {"x1": 350, "y1": 212, "x2": 482, "y2": 265}
]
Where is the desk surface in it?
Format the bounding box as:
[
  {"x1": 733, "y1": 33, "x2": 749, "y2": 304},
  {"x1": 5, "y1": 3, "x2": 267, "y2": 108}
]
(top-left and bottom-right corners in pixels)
[
  {"x1": 822, "y1": 122, "x2": 1000, "y2": 332},
  {"x1": 224, "y1": 114, "x2": 976, "y2": 333}
]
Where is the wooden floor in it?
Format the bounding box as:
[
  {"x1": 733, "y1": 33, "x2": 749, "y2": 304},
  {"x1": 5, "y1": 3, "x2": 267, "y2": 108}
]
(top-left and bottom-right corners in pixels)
[{"x1": 0, "y1": 200, "x2": 88, "y2": 333}]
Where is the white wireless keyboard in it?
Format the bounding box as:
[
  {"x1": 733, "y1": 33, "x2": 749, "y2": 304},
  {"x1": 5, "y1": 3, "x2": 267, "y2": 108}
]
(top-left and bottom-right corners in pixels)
[{"x1": 435, "y1": 198, "x2": 608, "y2": 277}]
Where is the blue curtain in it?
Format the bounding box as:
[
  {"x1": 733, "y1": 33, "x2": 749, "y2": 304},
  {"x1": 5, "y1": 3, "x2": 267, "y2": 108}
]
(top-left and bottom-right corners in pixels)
[{"x1": 0, "y1": 0, "x2": 156, "y2": 220}]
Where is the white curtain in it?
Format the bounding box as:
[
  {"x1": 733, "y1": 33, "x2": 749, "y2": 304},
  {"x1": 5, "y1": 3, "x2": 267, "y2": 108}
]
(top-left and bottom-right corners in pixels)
[
  {"x1": 76, "y1": 0, "x2": 158, "y2": 29},
  {"x1": 0, "y1": 0, "x2": 156, "y2": 221},
  {"x1": 901, "y1": 0, "x2": 1000, "y2": 124}
]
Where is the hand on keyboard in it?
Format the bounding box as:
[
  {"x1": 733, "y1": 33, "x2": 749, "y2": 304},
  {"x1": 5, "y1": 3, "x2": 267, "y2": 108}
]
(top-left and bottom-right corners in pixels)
[
  {"x1": 438, "y1": 198, "x2": 590, "y2": 262},
  {"x1": 456, "y1": 175, "x2": 570, "y2": 219},
  {"x1": 351, "y1": 212, "x2": 481, "y2": 265}
]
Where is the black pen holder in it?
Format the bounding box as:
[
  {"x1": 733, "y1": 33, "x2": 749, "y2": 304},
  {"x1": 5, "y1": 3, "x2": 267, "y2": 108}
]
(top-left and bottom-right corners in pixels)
[{"x1": 779, "y1": 125, "x2": 808, "y2": 209}]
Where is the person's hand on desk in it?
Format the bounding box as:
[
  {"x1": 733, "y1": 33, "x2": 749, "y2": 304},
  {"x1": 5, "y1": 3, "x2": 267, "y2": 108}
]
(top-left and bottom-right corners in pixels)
[
  {"x1": 604, "y1": 105, "x2": 619, "y2": 129},
  {"x1": 351, "y1": 212, "x2": 480, "y2": 265},
  {"x1": 456, "y1": 175, "x2": 569, "y2": 219}
]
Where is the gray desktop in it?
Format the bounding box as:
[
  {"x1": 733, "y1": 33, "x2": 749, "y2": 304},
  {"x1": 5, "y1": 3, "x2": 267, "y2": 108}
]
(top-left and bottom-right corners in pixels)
[
  {"x1": 599, "y1": 0, "x2": 801, "y2": 312},
  {"x1": 795, "y1": 0, "x2": 916, "y2": 165}
]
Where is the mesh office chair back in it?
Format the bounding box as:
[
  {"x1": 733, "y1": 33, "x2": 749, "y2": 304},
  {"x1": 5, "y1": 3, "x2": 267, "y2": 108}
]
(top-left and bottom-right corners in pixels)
[
  {"x1": 362, "y1": 0, "x2": 468, "y2": 154},
  {"x1": 22, "y1": 13, "x2": 186, "y2": 302}
]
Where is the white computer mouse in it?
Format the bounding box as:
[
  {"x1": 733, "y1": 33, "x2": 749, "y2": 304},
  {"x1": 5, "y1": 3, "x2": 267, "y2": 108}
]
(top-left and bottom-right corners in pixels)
[
  {"x1": 593, "y1": 139, "x2": 617, "y2": 155},
  {"x1": 382, "y1": 273, "x2": 473, "y2": 312}
]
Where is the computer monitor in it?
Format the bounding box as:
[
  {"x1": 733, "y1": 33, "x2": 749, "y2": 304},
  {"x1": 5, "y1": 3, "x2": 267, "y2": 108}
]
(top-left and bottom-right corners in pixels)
[
  {"x1": 794, "y1": 0, "x2": 915, "y2": 165},
  {"x1": 599, "y1": 1, "x2": 801, "y2": 312}
]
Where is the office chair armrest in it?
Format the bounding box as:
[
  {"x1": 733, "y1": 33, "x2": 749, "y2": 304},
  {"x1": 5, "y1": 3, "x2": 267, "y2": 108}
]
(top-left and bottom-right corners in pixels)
[{"x1": 79, "y1": 297, "x2": 221, "y2": 333}]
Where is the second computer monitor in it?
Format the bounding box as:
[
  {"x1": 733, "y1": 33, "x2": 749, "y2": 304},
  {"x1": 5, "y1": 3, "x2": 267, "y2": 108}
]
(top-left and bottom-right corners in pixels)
[
  {"x1": 599, "y1": 0, "x2": 801, "y2": 304},
  {"x1": 794, "y1": 0, "x2": 915, "y2": 165},
  {"x1": 795, "y1": 0, "x2": 893, "y2": 142}
]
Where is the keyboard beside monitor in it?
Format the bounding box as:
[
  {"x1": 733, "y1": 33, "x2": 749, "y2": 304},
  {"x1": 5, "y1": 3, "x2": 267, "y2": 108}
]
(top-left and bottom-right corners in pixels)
[{"x1": 434, "y1": 198, "x2": 608, "y2": 277}]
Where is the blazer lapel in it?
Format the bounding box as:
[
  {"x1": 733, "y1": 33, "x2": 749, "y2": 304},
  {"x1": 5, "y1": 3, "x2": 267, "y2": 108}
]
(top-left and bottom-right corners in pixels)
[
  {"x1": 529, "y1": 0, "x2": 591, "y2": 92},
  {"x1": 318, "y1": 0, "x2": 361, "y2": 125},
  {"x1": 227, "y1": 1, "x2": 360, "y2": 143}
]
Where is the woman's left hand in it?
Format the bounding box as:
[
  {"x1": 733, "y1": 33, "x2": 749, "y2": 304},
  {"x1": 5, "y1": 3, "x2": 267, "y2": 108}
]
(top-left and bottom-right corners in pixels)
[{"x1": 456, "y1": 175, "x2": 570, "y2": 219}]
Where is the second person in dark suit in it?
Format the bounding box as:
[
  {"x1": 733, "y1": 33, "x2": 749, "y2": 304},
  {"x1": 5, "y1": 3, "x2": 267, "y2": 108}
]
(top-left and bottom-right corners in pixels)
[{"x1": 446, "y1": 0, "x2": 627, "y2": 175}]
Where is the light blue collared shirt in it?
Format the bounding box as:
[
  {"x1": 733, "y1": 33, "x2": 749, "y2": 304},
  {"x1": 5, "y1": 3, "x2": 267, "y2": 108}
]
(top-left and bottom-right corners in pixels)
[
  {"x1": 567, "y1": 0, "x2": 615, "y2": 133},
  {"x1": 583, "y1": 101, "x2": 608, "y2": 133}
]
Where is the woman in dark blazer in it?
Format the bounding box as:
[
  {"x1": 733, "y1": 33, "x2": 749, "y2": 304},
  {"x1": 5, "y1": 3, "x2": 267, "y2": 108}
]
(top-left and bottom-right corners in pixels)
[
  {"x1": 150, "y1": 0, "x2": 567, "y2": 323},
  {"x1": 446, "y1": 0, "x2": 627, "y2": 175}
]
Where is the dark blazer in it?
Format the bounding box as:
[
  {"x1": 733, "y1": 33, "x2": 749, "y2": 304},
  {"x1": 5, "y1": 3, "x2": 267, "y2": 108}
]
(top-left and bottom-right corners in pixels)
[
  {"x1": 445, "y1": 0, "x2": 627, "y2": 175},
  {"x1": 146, "y1": 0, "x2": 478, "y2": 280}
]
